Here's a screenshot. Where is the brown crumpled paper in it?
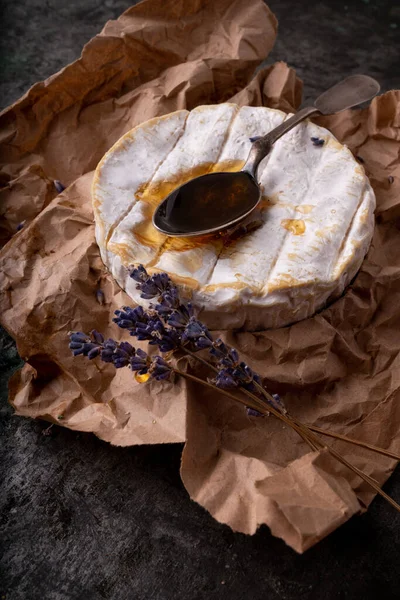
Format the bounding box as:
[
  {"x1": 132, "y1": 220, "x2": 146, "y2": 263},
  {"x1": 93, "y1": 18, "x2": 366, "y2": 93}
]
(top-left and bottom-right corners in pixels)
[{"x1": 1, "y1": 0, "x2": 399, "y2": 553}]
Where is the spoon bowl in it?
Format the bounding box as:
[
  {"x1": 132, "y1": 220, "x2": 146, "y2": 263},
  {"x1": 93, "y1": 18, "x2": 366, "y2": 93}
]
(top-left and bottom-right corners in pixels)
[
  {"x1": 153, "y1": 75, "x2": 380, "y2": 238},
  {"x1": 153, "y1": 170, "x2": 259, "y2": 237}
]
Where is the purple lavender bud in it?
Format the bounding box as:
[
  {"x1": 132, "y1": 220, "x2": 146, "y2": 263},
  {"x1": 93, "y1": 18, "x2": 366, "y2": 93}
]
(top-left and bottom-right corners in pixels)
[
  {"x1": 158, "y1": 329, "x2": 181, "y2": 353},
  {"x1": 100, "y1": 349, "x2": 114, "y2": 363},
  {"x1": 270, "y1": 393, "x2": 286, "y2": 413},
  {"x1": 140, "y1": 289, "x2": 159, "y2": 300},
  {"x1": 113, "y1": 305, "x2": 148, "y2": 330},
  {"x1": 130, "y1": 265, "x2": 149, "y2": 283},
  {"x1": 210, "y1": 339, "x2": 229, "y2": 360},
  {"x1": 246, "y1": 407, "x2": 264, "y2": 417},
  {"x1": 96, "y1": 289, "x2": 105, "y2": 305},
  {"x1": 130, "y1": 348, "x2": 150, "y2": 372},
  {"x1": 71, "y1": 347, "x2": 84, "y2": 356},
  {"x1": 153, "y1": 272, "x2": 171, "y2": 290},
  {"x1": 120, "y1": 320, "x2": 134, "y2": 329},
  {"x1": 129, "y1": 360, "x2": 145, "y2": 372},
  {"x1": 214, "y1": 368, "x2": 238, "y2": 389},
  {"x1": 100, "y1": 338, "x2": 118, "y2": 363},
  {"x1": 229, "y1": 348, "x2": 239, "y2": 364},
  {"x1": 69, "y1": 342, "x2": 83, "y2": 350},
  {"x1": 167, "y1": 305, "x2": 192, "y2": 329},
  {"x1": 16, "y1": 221, "x2": 25, "y2": 231},
  {"x1": 181, "y1": 318, "x2": 213, "y2": 351},
  {"x1": 134, "y1": 317, "x2": 163, "y2": 342},
  {"x1": 119, "y1": 341, "x2": 134, "y2": 354},
  {"x1": 240, "y1": 362, "x2": 254, "y2": 382},
  {"x1": 139, "y1": 272, "x2": 173, "y2": 299},
  {"x1": 194, "y1": 335, "x2": 214, "y2": 350},
  {"x1": 54, "y1": 180, "x2": 66, "y2": 193},
  {"x1": 182, "y1": 319, "x2": 211, "y2": 341},
  {"x1": 81, "y1": 342, "x2": 98, "y2": 356},
  {"x1": 136, "y1": 348, "x2": 148, "y2": 359},
  {"x1": 69, "y1": 332, "x2": 89, "y2": 344},
  {"x1": 130, "y1": 266, "x2": 174, "y2": 300},
  {"x1": 311, "y1": 137, "x2": 324, "y2": 146},
  {"x1": 154, "y1": 287, "x2": 181, "y2": 315},
  {"x1": 91, "y1": 330, "x2": 104, "y2": 345},
  {"x1": 111, "y1": 341, "x2": 136, "y2": 368},
  {"x1": 88, "y1": 346, "x2": 101, "y2": 360},
  {"x1": 68, "y1": 331, "x2": 95, "y2": 356},
  {"x1": 150, "y1": 356, "x2": 173, "y2": 381}
]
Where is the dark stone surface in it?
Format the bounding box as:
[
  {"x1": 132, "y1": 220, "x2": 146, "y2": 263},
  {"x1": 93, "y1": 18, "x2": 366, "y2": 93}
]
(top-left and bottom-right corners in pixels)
[{"x1": 1, "y1": 1, "x2": 400, "y2": 599}]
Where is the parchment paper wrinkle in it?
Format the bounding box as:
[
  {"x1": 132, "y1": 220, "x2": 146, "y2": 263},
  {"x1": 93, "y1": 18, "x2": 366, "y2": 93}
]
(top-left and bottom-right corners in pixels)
[{"x1": 1, "y1": 0, "x2": 399, "y2": 552}]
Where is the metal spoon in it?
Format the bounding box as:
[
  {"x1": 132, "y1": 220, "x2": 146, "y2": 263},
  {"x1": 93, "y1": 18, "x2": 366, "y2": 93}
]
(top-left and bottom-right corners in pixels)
[{"x1": 153, "y1": 75, "x2": 379, "y2": 238}]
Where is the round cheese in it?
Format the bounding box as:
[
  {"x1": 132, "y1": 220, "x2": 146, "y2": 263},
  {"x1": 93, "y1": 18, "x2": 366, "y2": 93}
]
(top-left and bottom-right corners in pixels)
[{"x1": 92, "y1": 104, "x2": 375, "y2": 331}]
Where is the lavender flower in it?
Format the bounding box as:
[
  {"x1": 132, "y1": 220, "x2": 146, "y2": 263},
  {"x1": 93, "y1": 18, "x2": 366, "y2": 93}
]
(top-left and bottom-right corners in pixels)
[
  {"x1": 181, "y1": 317, "x2": 213, "y2": 350},
  {"x1": 311, "y1": 136, "x2": 324, "y2": 147},
  {"x1": 129, "y1": 347, "x2": 151, "y2": 373},
  {"x1": 114, "y1": 305, "x2": 181, "y2": 352},
  {"x1": 167, "y1": 303, "x2": 193, "y2": 329},
  {"x1": 150, "y1": 356, "x2": 173, "y2": 381},
  {"x1": 154, "y1": 287, "x2": 181, "y2": 316},
  {"x1": 68, "y1": 331, "x2": 173, "y2": 381},
  {"x1": 209, "y1": 338, "x2": 273, "y2": 401},
  {"x1": 150, "y1": 320, "x2": 181, "y2": 352},
  {"x1": 113, "y1": 305, "x2": 149, "y2": 330},
  {"x1": 131, "y1": 316, "x2": 162, "y2": 342},
  {"x1": 246, "y1": 407, "x2": 264, "y2": 417},
  {"x1": 111, "y1": 341, "x2": 136, "y2": 368},
  {"x1": 246, "y1": 394, "x2": 282, "y2": 417},
  {"x1": 210, "y1": 339, "x2": 239, "y2": 366},
  {"x1": 130, "y1": 265, "x2": 175, "y2": 299},
  {"x1": 54, "y1": 180, "x2": 65, "y2": 193},
  {"x1": 70, "y1": 264, "x2": 285, "y2": 412},
  {"x1": 69, "y1": 330, "x2": 103, "y2": 359},
  {"x1": 213, "y1": 368, "x2": 238, "y2": 389},
  {"x1": 99, "y1": 338, "x2": 118, "y2": 362},
  {"x1": 129, "y1": 265, "x2": 149, "y2": 284}
]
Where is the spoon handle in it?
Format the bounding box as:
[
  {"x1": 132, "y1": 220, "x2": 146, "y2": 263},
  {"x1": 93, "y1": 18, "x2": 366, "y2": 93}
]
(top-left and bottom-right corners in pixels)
[
  {"x1": 243, "y1": 74, "x2": 380, "y2": 179},
  {"x1": 242, "y1": 106, "x2": 319, "y2": 178}
]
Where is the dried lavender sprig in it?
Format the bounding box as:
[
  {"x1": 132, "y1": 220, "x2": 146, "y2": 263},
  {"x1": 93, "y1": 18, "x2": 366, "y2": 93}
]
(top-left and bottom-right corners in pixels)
[
  {"x1": 123, "y1": 266, "x2": 281, "y2": 408},
  {"x1": 68, "y1": 329, "x2": 400, "y2": 510},
  {"x1": 96, "y1": 265, "x2": 400, "y2": 462},
  {"x1": 114, "y1": 268, "x2": 212, "y2": 354},
  {"x1": 207, "y1": 338, "x2": 286, "y2": 411},
  {"x1": 130, "y1": 265, "x2": 175, "y2": 300},
  {"x1": 172, "y1": 365, "x2": 400, "y2": 511},
  {"x1": 113, "y1": 307, "x2": 181, "y2": 352},
  {"x1": 176, "y1": 366, "x2": 400, "y2": 512},
  {"x1": 68, "y1": 331, "x2": 173, "y2": 381}
]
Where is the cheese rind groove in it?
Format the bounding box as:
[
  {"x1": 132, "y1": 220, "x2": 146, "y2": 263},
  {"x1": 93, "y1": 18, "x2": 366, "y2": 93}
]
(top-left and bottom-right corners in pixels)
[{"x1": 93, "y1": 104, "x2": 376, "y2": 331}]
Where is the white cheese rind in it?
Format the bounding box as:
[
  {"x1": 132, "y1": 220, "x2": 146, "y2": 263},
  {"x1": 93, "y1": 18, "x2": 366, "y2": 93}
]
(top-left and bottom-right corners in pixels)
[
  {"x1": 92, "y1": 110, "x2": 189, "y2": 248},
  {"x1": 93, "y1": 104, "x2": 375, "y2": 331}
]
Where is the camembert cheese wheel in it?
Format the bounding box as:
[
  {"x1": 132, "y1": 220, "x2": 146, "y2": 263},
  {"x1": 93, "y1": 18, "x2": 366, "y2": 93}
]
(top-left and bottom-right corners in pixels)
[{"x1": 93, "y1": 104, "x2": 375, "y2": 331}]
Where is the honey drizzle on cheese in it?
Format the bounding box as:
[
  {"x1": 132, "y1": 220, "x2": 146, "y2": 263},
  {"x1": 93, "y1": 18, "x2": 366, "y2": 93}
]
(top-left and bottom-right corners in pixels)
[
  {"x1": 280, "y1": 219, "x2": 306, "y2": 235},
  {"x1": 120, "y1": 159, "x2": 246, "y2": 253}
]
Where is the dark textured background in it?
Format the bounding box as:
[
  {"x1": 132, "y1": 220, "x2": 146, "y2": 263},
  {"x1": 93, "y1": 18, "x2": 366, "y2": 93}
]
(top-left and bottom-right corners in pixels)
[{"x1": 1, "y1": 1, "x2": 400, "y2": 599}]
